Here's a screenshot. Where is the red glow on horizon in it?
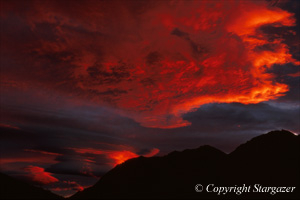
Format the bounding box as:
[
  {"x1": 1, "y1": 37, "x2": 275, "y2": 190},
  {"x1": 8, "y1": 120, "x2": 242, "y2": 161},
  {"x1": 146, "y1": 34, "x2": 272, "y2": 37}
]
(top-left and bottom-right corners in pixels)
[
  {"x1": 69, "y1": 147, "x2": 138, "y2": 166},
  {"x1": 108, "y1": 151, "x2": 139, "y2": 165},
  {"x1": 70, "y1": 147, "x2": 160, "y2": 166}
]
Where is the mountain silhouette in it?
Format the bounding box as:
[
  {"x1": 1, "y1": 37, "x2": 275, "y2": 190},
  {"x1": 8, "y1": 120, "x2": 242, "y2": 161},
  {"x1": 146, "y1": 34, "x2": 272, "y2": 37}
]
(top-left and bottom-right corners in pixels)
[
  {"x1": 0, "y1": 172, "x2": 62, "y2": 199},
  {"x1": 71, "y1": 130, "x2": 299, "y2": 199}
]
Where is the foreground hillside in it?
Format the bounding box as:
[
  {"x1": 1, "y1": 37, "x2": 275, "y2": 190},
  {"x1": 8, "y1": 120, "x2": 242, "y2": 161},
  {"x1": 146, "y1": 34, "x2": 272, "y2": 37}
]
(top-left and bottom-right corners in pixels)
[{"x1": 71, "y1": 130, "x2": 299, "y2": 199}]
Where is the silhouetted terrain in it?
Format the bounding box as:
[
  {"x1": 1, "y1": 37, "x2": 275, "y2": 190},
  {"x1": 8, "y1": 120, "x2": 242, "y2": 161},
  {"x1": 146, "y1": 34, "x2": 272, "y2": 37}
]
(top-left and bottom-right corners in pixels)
[
  {"x1": 71, "y1": 130, "x2": 299, "y2": 199},
  {"x1": 0, "y1": 172, "x2": 62, "y2": 200}
]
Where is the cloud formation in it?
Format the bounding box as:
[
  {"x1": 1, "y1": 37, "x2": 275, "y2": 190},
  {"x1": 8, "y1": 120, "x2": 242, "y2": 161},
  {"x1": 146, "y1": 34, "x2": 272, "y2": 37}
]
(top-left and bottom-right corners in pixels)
[
  {"x1": 1, "y1": 0, "x2": 299, "y2": 128},
  {"x1": 1, "y1": 0, "x2": 299, "y2": 197},
  {"x1": 23, "y1": 165, "x2": 59, "y2": 185}
]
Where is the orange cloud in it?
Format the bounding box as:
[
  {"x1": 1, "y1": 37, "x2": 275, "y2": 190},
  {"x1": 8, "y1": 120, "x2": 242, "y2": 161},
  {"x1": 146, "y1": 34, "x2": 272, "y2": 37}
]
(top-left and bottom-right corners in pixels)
[
  {"x1": 108, "y1": 150, "x2": 139, "y2": 166},
  {"x1": 1, "y1": 0, "x2": 299, "y2": 128},
  {"x1": 58, "y1": 1, "x2": 299, "y2": 128}
]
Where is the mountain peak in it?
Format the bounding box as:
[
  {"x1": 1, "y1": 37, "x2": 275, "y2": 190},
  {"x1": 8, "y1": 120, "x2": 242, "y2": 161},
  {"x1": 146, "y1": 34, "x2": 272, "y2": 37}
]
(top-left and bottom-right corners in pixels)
[
  {"x1": 167, "y1": 144, "x2": 225, "y2": 158},
  {"x1": 230, "y1": 129, "x2": 298, "y2": 157},
  {"x1": 258, "y1": 129, "x2": 296, "y2": 138}
]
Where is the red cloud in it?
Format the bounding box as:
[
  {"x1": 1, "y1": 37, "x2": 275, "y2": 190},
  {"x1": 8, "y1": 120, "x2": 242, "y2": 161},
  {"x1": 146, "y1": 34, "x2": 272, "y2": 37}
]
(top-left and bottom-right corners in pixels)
[
  {"x1": 24, "y1": 149, "x2": 63, "y2": 156},
  {"x1": 0, "y1": 156, "x2": 58, "y2": 165},
  {"x1": 0, "y1": 123, "x2": 20, "y2": 130},
  {"x1": 108, "y1": 150, "x2": 139, "y2": 166},
  {"x1": 69, "y1": 147, "x2": 139, "y2": 166},
  {"x1": 1, "y1": 1, "x2": 299, "y2": 128},
  {"x1": 23, "y1": 165, "x2": 59, "y2": 185},
  {"x1": 287, "y1": 71, "x2": 300, "y2": 77}
]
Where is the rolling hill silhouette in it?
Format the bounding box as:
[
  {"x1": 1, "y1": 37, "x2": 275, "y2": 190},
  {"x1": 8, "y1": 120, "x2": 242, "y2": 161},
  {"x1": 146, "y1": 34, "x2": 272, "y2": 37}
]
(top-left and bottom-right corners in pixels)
[
  {"x1": 0, "y1": 172, "x2": 62, "y2": 199},
  {"x1": 71, "y1": 130, "x2": 299, "y2": 199}
]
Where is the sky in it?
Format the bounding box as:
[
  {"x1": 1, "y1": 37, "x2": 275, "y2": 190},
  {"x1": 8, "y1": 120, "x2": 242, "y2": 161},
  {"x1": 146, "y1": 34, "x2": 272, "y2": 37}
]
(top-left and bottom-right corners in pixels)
[{"x1": 0, "y1": 0, "x2": 299, "y2": 197}]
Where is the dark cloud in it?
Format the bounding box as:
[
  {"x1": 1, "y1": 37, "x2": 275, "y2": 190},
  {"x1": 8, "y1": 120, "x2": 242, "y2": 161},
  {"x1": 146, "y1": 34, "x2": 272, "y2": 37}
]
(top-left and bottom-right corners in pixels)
[
  {"x1": 183, "y1": 103, "x2": 299, "y2": 133},
  {"x1": 171, "y1": 27, "x2": 208, "y2": 58},
  {"x1": 145, "y1": 51, "x2": 163, "y2": 65}
]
